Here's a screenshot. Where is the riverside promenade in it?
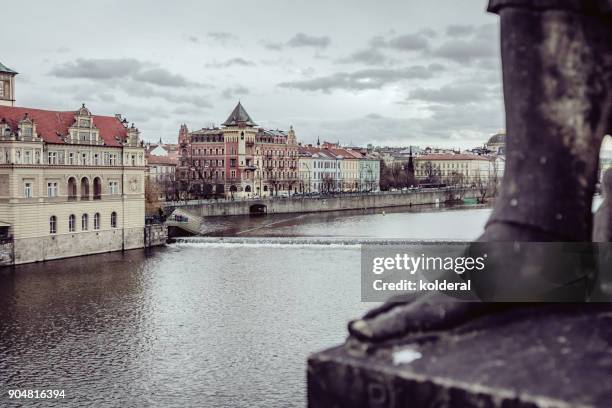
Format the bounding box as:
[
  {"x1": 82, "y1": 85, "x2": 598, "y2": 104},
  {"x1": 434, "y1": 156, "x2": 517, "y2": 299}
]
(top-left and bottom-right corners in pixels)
[{"x1": 163, "y1": 189, "x2": 479, "y2": 219}]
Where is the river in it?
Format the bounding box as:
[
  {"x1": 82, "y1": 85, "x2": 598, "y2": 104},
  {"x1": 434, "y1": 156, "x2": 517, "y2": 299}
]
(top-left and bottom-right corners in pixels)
[{"x1": 0, "y1": 203, "x2": 512, "y2": 407}]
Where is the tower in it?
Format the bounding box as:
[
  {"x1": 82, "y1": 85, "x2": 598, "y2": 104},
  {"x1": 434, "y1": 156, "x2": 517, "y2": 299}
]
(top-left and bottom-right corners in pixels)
[
  {"x1": 407, "y1": 146, "x2": 415, "y2": 176},
  {"x1": 287, "y1": 125, "x2": 297, "y2": 145},
  {"x1": 178, "y1": 124, "x2": 189, "y2": 144},
  {"x1": 0, "y1": 61, "x2": 18, "y2": 107}
]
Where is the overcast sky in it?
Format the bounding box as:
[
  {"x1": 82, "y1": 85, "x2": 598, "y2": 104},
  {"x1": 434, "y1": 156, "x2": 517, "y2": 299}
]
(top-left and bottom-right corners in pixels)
[{"x1": 2, "y1": 0, "x2": 507, "y2": 149}]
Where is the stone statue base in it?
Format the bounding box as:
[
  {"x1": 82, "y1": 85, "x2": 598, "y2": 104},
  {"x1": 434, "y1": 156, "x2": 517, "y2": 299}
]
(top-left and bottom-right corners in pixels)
[{"x1": 308, "y1": 304, "x2": 612, "y2": 407}]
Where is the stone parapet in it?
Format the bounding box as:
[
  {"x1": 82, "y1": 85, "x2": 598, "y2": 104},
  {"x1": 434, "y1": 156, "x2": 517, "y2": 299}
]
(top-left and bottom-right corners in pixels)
[{"x1": 308, "y1": 305, "x2": 612, "y2": 408}]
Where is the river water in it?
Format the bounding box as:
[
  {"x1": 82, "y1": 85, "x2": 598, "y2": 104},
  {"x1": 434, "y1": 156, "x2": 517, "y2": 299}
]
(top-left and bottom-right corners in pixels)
[{"x1": 0, "y1": 203, "x2": 497, "y2": 407}]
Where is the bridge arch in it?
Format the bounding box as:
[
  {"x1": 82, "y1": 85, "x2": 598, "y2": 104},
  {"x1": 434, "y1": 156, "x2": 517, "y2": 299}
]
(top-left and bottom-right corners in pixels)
[{"x1": 249, "y1": 204, "x2": 267, "y2": 214}]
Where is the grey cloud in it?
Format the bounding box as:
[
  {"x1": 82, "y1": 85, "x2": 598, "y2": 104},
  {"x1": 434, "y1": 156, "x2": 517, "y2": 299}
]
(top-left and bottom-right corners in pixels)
[
  {"x1": 431, "y1": 38, "x2": 497, "y2": 63},
  {"x1": 338, "y1": 48, "x2": 395, "y2": 66},
  {"x1": 278, "y1": 64, "x2": 444, "y2": 93},
  {"x1": 133, "y1": 68, "x2": 197, "y2": 87},
  {"x1": 262, "y1": 33, "x2": 331, "y2": 51},
  {"x1": 445, "y1": 25, "x2": 475, "y2": 37},
  {"x1": 408, "y1": 83, "x2": 499, "y2": 104},
  {"x1": 474, "y1": 23, "x2": 497, "y2": 40},
  {"x1": 261, "y1": 40, "x2": 284, "y2": 51},
  {"x1": 188, "y1": 36, "x2": 199, "y2": 43},
  {"x1": 117, "y1": 82, "x2": 212, "y2": 108},
  {"x1": 418, "y1": 28, "x2": 438, "y2": 39},
  {"x1": 206, "y1": 58, "x2": 256, "y2": 68},
  {"x1": 387, "y1": 33, "x2": 430, "y2": 51},
  {"x1": 432, "y1": 23, "x2": 499, "y2": 64},
  {"x1": 221, "y1": 86, "x2": 249, "y2": 100},
  {"x1": 50, "y1": 58, "x2": 144, "y2": 80},
  {"x1": 50, "y1": 58, "x2": 205, "y2": 88},
  {"x1": 207, "y1": 31, "x2": 239, "y2": 43},
  {"x1": 287, "y1": 33, "x2": 331, "y2": 48},
  {"x1": 368, "y1": 31, "x2": 431, "y2": 52}
]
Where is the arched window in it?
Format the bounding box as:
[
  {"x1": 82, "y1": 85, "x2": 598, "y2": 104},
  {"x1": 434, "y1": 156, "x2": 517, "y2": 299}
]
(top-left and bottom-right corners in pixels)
[
  {"x1": 68, "y1": 177, "x2": 77, "y2": 200},
  {"x1": 80, "y1": 177, "x2": 89, "y2": 200},
  {"x1": 68, "y1": 214, "x2": 76, "y2": 232},
  {"x1": 93, "y1": 177, "x2": 102, "y2": 200},
  {"x1": 94, "y1": 213, "x2": 100, "y2": 230},
  {"x1": 81, "y1": 213, "x2": 88, "y2": 231},
  {"x1": 49, "y1": 216, "x2": 57, "y2": 234},
  {"x1": 111, "y1": 211, "x2": 117, "y2": 228}
]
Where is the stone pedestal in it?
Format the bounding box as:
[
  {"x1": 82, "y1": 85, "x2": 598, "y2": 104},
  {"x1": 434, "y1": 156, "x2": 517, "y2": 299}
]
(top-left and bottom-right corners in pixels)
[{"x1": 308, "y1": 305, "x2": 612, "y2": 407}]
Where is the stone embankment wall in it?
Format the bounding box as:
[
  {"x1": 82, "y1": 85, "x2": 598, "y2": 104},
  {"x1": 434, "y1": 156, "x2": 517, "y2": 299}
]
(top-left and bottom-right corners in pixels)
[{"x1": 171, "y1": 189, "x2": 477, "y2": 218}]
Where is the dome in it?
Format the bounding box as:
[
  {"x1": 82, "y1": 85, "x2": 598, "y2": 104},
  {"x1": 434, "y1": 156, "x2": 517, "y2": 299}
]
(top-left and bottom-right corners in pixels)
[{"x1": 487, "y1": 132, "x2": 506, "y2": 145}]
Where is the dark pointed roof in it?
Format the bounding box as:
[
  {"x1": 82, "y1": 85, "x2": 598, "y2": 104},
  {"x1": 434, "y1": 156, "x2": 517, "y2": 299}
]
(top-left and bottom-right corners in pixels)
[
  {"x1": 0, "y1": 62, "x2": 17, "y2": 75},
  {"x1": 222, "y1": 102, "x2": 257, "y2": 127}
]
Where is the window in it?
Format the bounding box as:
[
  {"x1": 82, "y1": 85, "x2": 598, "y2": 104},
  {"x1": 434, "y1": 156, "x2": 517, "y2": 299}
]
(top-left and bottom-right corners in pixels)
[
  {"x1": 68, "y1": 152, "x2": 75, "y2": 165},
  {"x1": 49, "y1": 216, "x2": 57, "y2": 234},
  {"x1": 110, "y1": 211, "x2": 117, "y2": 228},
  {"x1": 94, "y1": 213, "x2": 100, "y2": 230},
  {"x1": 24, "y1": 182, "x2": 32, "y2": 198},
  {"x1": 69, "y1": 214, "x2": 76, "y2": 232},
  {"x1": 81, "y1": 214, "x2": 88, "y2": 231},
  {"x1": 109, "y1": 181, "x2": 119, "y2": 195},
  {"x1": 48, "y1": 151, "x2": 58, "y2": 165},
  {"x1": 22, "y1": 126, "x2": 33, "y2": 137},
  {"x1": 24, "y1": 151, "x2": 31, "y2": 164},
  {"x1": 47, "y1": 182, "x2": 58, "y2": 197},
  {"x1": 81, "y1": 153, "x2": 88, "y2": 165}
]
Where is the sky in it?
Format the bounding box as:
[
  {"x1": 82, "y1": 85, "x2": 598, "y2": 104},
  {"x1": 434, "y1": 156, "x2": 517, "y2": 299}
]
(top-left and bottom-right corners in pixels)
[{"x1": 2, "y1": 0, "x2": 506, "y2": 149}]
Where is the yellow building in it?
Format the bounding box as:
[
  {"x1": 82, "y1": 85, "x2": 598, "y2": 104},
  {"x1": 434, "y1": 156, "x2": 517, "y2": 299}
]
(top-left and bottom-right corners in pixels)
[
  {"x1": 414, "y1": 153, "x2": 504, "y2": 186},
  {"x1": 0, "y1": 63, "x2": 145, "y2": 265}
]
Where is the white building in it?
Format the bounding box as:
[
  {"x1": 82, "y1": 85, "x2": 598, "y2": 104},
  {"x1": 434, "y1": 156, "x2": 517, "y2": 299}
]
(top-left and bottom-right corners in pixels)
[{"x1": 298, "y1": 146, "x2": 341, "y2": 193}]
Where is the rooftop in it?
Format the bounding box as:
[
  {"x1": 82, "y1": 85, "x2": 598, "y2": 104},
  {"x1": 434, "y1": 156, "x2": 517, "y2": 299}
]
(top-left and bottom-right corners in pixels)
[
  {"x1": 222, "y1": 102, "x2": 257, "y2": 127},
  {"x1": 415, "y1": 153, "x2": 497, "y2": 161},
  {"x1": 0, "y1": 105, "x2": 130, "y2": 146},
  {"x1": 0, "y1": 61, "x2": 17, "y2": 75}
]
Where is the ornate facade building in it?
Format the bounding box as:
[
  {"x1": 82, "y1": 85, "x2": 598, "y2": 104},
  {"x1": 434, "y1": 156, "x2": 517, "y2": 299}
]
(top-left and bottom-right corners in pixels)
[
  {"x1": 0, "y1": 62, "x2": 145, "y2": 265},
  {"x1": 178, "y1": 102, "x2": 299, "y2": 198}
]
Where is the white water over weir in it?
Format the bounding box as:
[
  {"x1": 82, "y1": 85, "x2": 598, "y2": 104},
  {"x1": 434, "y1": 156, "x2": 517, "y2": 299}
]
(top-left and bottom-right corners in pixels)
[{"x1": 170, "y1": 236, "x2": 468, "y2": 248}]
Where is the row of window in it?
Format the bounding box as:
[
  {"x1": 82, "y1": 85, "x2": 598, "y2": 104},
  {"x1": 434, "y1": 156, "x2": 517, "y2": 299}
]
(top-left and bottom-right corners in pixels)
[
  {"x1": 24, "y1": 180, "x2": 120, "y2": 198},
  {"x1": 47, "y1": 151, "x2": 141, "y2": 166},
  {"x1": 49, "y1": 212, "x2": 117, "y2": 234}
]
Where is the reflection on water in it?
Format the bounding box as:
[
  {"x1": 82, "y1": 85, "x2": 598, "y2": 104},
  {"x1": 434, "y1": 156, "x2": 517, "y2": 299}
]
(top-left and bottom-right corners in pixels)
[
  {"x1": 199, "y1": 203, "x2": 493, "y2": 240},
  {"x1": 0, "y1": 203, "x2": 492, "y2": 407}
]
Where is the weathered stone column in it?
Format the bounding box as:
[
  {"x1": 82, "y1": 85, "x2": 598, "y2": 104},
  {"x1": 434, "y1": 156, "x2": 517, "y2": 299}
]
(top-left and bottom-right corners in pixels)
[{"x1": 483, "y1": 0, "x2": 612, "y2": 242}]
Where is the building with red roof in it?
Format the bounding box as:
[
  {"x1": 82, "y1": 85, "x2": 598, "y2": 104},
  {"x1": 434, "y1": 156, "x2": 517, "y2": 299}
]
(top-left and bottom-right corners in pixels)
[
  {"x1": 178, "y1": 102, "x2": 300, "y2": 198},
  {"x1": 0, "y1": 62, "x2": 147, "y2": 265}
]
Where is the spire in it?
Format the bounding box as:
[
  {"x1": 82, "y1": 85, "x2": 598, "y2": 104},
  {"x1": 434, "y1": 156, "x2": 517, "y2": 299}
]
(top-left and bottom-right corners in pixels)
[
  {"x1": 317, "y1": 136, "x2": 320, "y2": 147},
  {"x1": 222, "y1": 102, "x2": 257, "y2": 127},
  {"x1": 158, "y1": 137, "x2": 163, "y2": 144},
  {"x1": 407, "y1": 146, "x2": 415, "y2": 175}
]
